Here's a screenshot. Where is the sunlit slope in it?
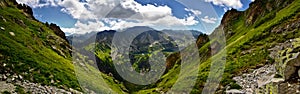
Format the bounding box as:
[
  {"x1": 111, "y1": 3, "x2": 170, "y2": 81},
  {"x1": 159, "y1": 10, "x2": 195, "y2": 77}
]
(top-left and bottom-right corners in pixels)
[
  {"x1": 136, "y1": 0, "x2": 300, "y2": 93},
  {"x1": 0, "y1": 0, "x2": 127, "y2": 93}
]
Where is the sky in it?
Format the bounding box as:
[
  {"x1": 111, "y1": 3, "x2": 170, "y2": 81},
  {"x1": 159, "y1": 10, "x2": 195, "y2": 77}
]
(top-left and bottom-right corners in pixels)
[{"x1": 16, "y1": 0, "x2": 254, "y2": 35}]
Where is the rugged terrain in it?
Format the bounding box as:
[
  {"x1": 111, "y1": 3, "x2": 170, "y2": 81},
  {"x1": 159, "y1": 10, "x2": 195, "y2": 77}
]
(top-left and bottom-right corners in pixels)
[
  {"x1": 0, "y1": 0, "x2": 300, "y2": 93},
  {"x1": 85, "y1": 0, "x2": 300, "y2": 93},
  {"x1": 0, "y1": 0, "x2": 126, "y2": 93}
]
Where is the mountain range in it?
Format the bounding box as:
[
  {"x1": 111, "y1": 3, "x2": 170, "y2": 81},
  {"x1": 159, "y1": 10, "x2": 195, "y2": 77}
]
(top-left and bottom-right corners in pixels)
[{"x1": 0, "y1": 0, "x2": 300, "y2": 93}]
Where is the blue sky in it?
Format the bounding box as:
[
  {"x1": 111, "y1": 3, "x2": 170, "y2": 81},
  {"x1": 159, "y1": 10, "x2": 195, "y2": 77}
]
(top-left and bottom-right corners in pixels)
[{"x1": 17, "y1": 0, "x2": 254, "y2": 35}]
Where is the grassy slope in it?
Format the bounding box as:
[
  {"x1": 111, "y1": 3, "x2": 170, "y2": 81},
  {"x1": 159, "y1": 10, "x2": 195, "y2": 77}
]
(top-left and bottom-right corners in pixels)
[
  {"x1": 65, "y1": 0, "x2": 300, "y2": 93},
  {"x1": 0, "y1": 1, "x2": 126, "y2": 93},
  {"x1": 0, "y1": 3, "x2": 79, "y2": 90},
  {"x1": 134, "y1": 0, "x2": 300, "y2": 93}
]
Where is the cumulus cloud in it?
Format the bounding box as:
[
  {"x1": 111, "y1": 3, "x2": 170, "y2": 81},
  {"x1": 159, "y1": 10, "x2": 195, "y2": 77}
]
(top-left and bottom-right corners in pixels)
[
  {"x1": 58, "y1": 0, "x2": 96, "y2": 20},
  {"x1": 185, "y1": 8, "x2": 202, "y2": 15},
  {"x1": 201, "y1": 16, "x2": 217, "y2": 24},
  {"x1": 204, "y1": 0, "x2": 243, "y2": 9},
  {"x1": 16, "y1": 0, "x2": 58, "y2": 8},
  {"x1": 16, "y1": 0, "x2": 200, "y2": 34},
  {"x1": 62, "y1": 0, "x2": 200, "y2": 34}
]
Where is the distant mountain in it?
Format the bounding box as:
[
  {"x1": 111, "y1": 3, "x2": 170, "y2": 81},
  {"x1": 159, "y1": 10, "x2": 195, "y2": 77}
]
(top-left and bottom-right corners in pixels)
[
  {"x1": 162, "y1": 29, "x2": 203, "y2": 39},
  {"x1": 76, "y1": 26, "x2": 180, "y2": 74},
  {"x1": 66, "y1": 31, "x2": 98, "y2": 44},
  {"x1": 89, "y1": 0, "x2": 299, "y2": 93},
  {"x1": 2, "y1": 0, "x2": 299, "y2": 93}
]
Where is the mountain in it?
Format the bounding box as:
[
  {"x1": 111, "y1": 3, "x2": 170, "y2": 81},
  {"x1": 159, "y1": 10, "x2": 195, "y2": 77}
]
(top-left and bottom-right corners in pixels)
[
  {"x1": 1, "y1": 0, "x2": 300, "y2": 93},
  {"x1": 108, "y1": 0, "x2": 299, "y2": 93},
  {"x1": 67, "y1": 0, "x2": 300, "y2": 93},
  {"x1": 77, "y1": 26, "x2": 181, "y2": 75},
  {"x1": 66, "y1": 31, "x2": 98, "y2": 44},
  {"x1": 0, "y1": 0, "x2": 80, "y2": 93},
  {"x1": 198, "y1": 0, "x2": 300, "y2": 93},
  {"x1": 0, "y1": 0, "x2": 127, "y2": 93},
  {"x1": 71, "y1": 26, "x2": 207, "y2": 93}
]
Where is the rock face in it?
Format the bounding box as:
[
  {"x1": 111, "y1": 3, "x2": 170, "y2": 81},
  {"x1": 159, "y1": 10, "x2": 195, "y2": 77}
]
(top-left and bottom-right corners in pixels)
[
  {"x1": 271, "y1": 38, "x2": 300, "y2": 80},
  {"x1": 48, "y1": 23, "x2": 69, "y2": 42},
  {"x1": 218, "y1": 0, "x2": 294, "y2": 39},
  {"x1": 298, "y1": 69, "x2": 300, "y2": 78},
  {"x1": 16, "y1": 3, "x2": 35, "y2": 20},
  {"x1": 0, "y1": 80, "x2": 82, "y2": 94},
  {"x1": 230, "y1": 38, "x2": 300, "y2": 94},
  {"x1": 231, "y1": 65, "x2": 277, "y2": 94},
  {"x1": 0, "y1": 0, "x2": 17, "y2": 7}
]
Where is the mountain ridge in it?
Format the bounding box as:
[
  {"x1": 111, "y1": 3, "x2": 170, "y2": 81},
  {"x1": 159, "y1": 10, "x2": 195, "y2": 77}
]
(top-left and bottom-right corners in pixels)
[{"x1": 1, "y1": 0, "x2": 300, "y2": 93}]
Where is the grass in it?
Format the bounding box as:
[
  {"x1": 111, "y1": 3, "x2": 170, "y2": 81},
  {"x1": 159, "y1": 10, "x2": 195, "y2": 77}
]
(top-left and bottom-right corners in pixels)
[
  {"x1": 73, "y1": 53, "x2": 127, "y2": 93},
  {"x1": 126, "y1": 0, "x2": 300, "y2": 93},
  {"x1": 2, "y1": 0, "x2": 300, "y2": 93},
  {"x1": 0, "y1": 1, "x2": 80, "y2": 91}
]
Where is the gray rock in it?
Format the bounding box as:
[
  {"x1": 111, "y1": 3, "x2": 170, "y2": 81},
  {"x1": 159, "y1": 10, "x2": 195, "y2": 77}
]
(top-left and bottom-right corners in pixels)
[
  {"x1": 225, "y1": 89, "x2": 245, "y2": 94},
  {"x1": 18, "y1": 75, "x2": 23, "y2": 80},
  {"x1": 3, "y1": 75, "x2": 7, "y2": 80},
  {"x1": 298, "y1": 69, "x2": 300, "y2": 78},
  {"x1": 9, "y1": 32, "x2": 15, "y2": 36},
  {"x1": 6, "y1": 78, "x2": 12, "y2": 83},
  {"x1": 0, "y1": 27, "x2": 4, "y2": 30},
  {"x1": 282, "y1": 52, "x2": 300, "y2": 80},
  {"x1": 232, "y1": 65, "x2": 276, "y2": 94}
]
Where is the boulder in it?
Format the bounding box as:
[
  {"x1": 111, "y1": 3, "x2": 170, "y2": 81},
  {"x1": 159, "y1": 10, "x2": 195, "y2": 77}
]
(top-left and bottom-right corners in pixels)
[
  {"x1": 9, "y1": 32, "x2": 15, "y2": 36},
  {"x1": 281, "y1": 52, "x2": 300, "y2": 80},
  {"x1": 0, "y1": 27, "x2": 4, "y2": 30},
  {"x1": 298, "y1": 69, "x2": 300, "y2": 78},
  {"x1": 225, "y1": 89, "x2": 245, "y2": 94}
]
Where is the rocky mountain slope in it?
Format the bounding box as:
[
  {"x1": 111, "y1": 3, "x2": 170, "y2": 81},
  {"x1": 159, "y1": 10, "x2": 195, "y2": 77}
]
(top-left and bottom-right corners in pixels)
[
  {"x1": 1, "y1": 0, "x2": 300, "y2": 93},
  {"x1": 210, "y1": 0, "x2": 300, "y2": 93},
  {"x1": 115, "y1": 0, "x2": 300, "y2": 93},
  {"x1": 0, "y1": 0, "x2": 127, "y2": 93},
  {"x1": 68, "y1": 0, "x2": 300, "y2": 93},
  {"x1": 0, "y1": 0, "x2": 81, "y2": 93}
]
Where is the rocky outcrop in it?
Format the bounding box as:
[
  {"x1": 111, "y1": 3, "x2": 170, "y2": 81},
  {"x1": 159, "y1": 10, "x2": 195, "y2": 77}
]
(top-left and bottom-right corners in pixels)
[
  {"x1": 229, "y1": 38, "x2": 300, "y2": 94},
  {"x1": 271, "y1": 38, "x2": 300, "y2": 80},
  {"x1": 16, "y1": 3, "x2": 35, "y2": 20},
  {"x1": 46, "y1": 35, "x2": 72, "y2": 58},
  {"x1": 0, "y1": 0, "x2": 17, "y2": 7},
  {"x1": 218, "y1": 0, "x2": 295, "y2": 38},
  {"x1": 0, "y1": 80, "x2": 82, "y2": 94},
  {"x1": 230, "y1": 64, "x2": 277, "y2": 94},
  {"x1": 0, "y1": 65, "x2": 81, "y2": 93},
  {"x1": 48, "y1": 23, "x2": 69, "y2": 42}
]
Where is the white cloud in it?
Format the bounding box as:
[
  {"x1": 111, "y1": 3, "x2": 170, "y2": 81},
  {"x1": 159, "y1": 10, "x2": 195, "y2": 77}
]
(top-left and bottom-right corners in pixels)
[
  {"x1": 16, "y1": 0, "x2": 200, "y2": 34},
  {"x1": 58, "y1": 0, "x2": 96, "y2": 20},
  {"x1": 16, "y1": 0, "x2": 58, "y2": 8},
  {"x1": 62, "y1": 0, "x2": 201, "y2": 34},
  {"x1": 61, "y1": 20, "x2": 106, "y2": 34},
  {"x1": 204, "y1": 0, "x2": 243, "y2": 9},
  {"x1": 223, "y1": 7, "x2": 232, "y2": 12},
  {"x1": 185, "y1": 8, "x2": 202, "y2": 15},
  {"x1": 201, "y1": 16, "x2": 217, "y2": 24}
]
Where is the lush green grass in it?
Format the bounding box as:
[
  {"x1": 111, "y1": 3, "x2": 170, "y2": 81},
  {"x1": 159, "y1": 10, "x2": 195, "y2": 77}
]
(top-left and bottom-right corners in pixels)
[
  {"x1": 0, "y1": 2, "x2": 80, "y2": 91},
  {"x1": 129, "y1": 0, "x2": 300, "y2": 93},
  {"x1": 0, "y1": 2, "x2": 132, "y2": 93},
  {"x1": 2, "y1": 0, "x2": 298, "y2": 93},
  {"x1": 73, "y1": 53, "x2": 127, "y2": 93}
]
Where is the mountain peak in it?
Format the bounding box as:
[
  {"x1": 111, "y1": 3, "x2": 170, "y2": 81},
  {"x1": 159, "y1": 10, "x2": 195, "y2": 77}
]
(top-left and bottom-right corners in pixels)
[{"x1": 121, "y1": 26, "x2": 155, "y2": 32}]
